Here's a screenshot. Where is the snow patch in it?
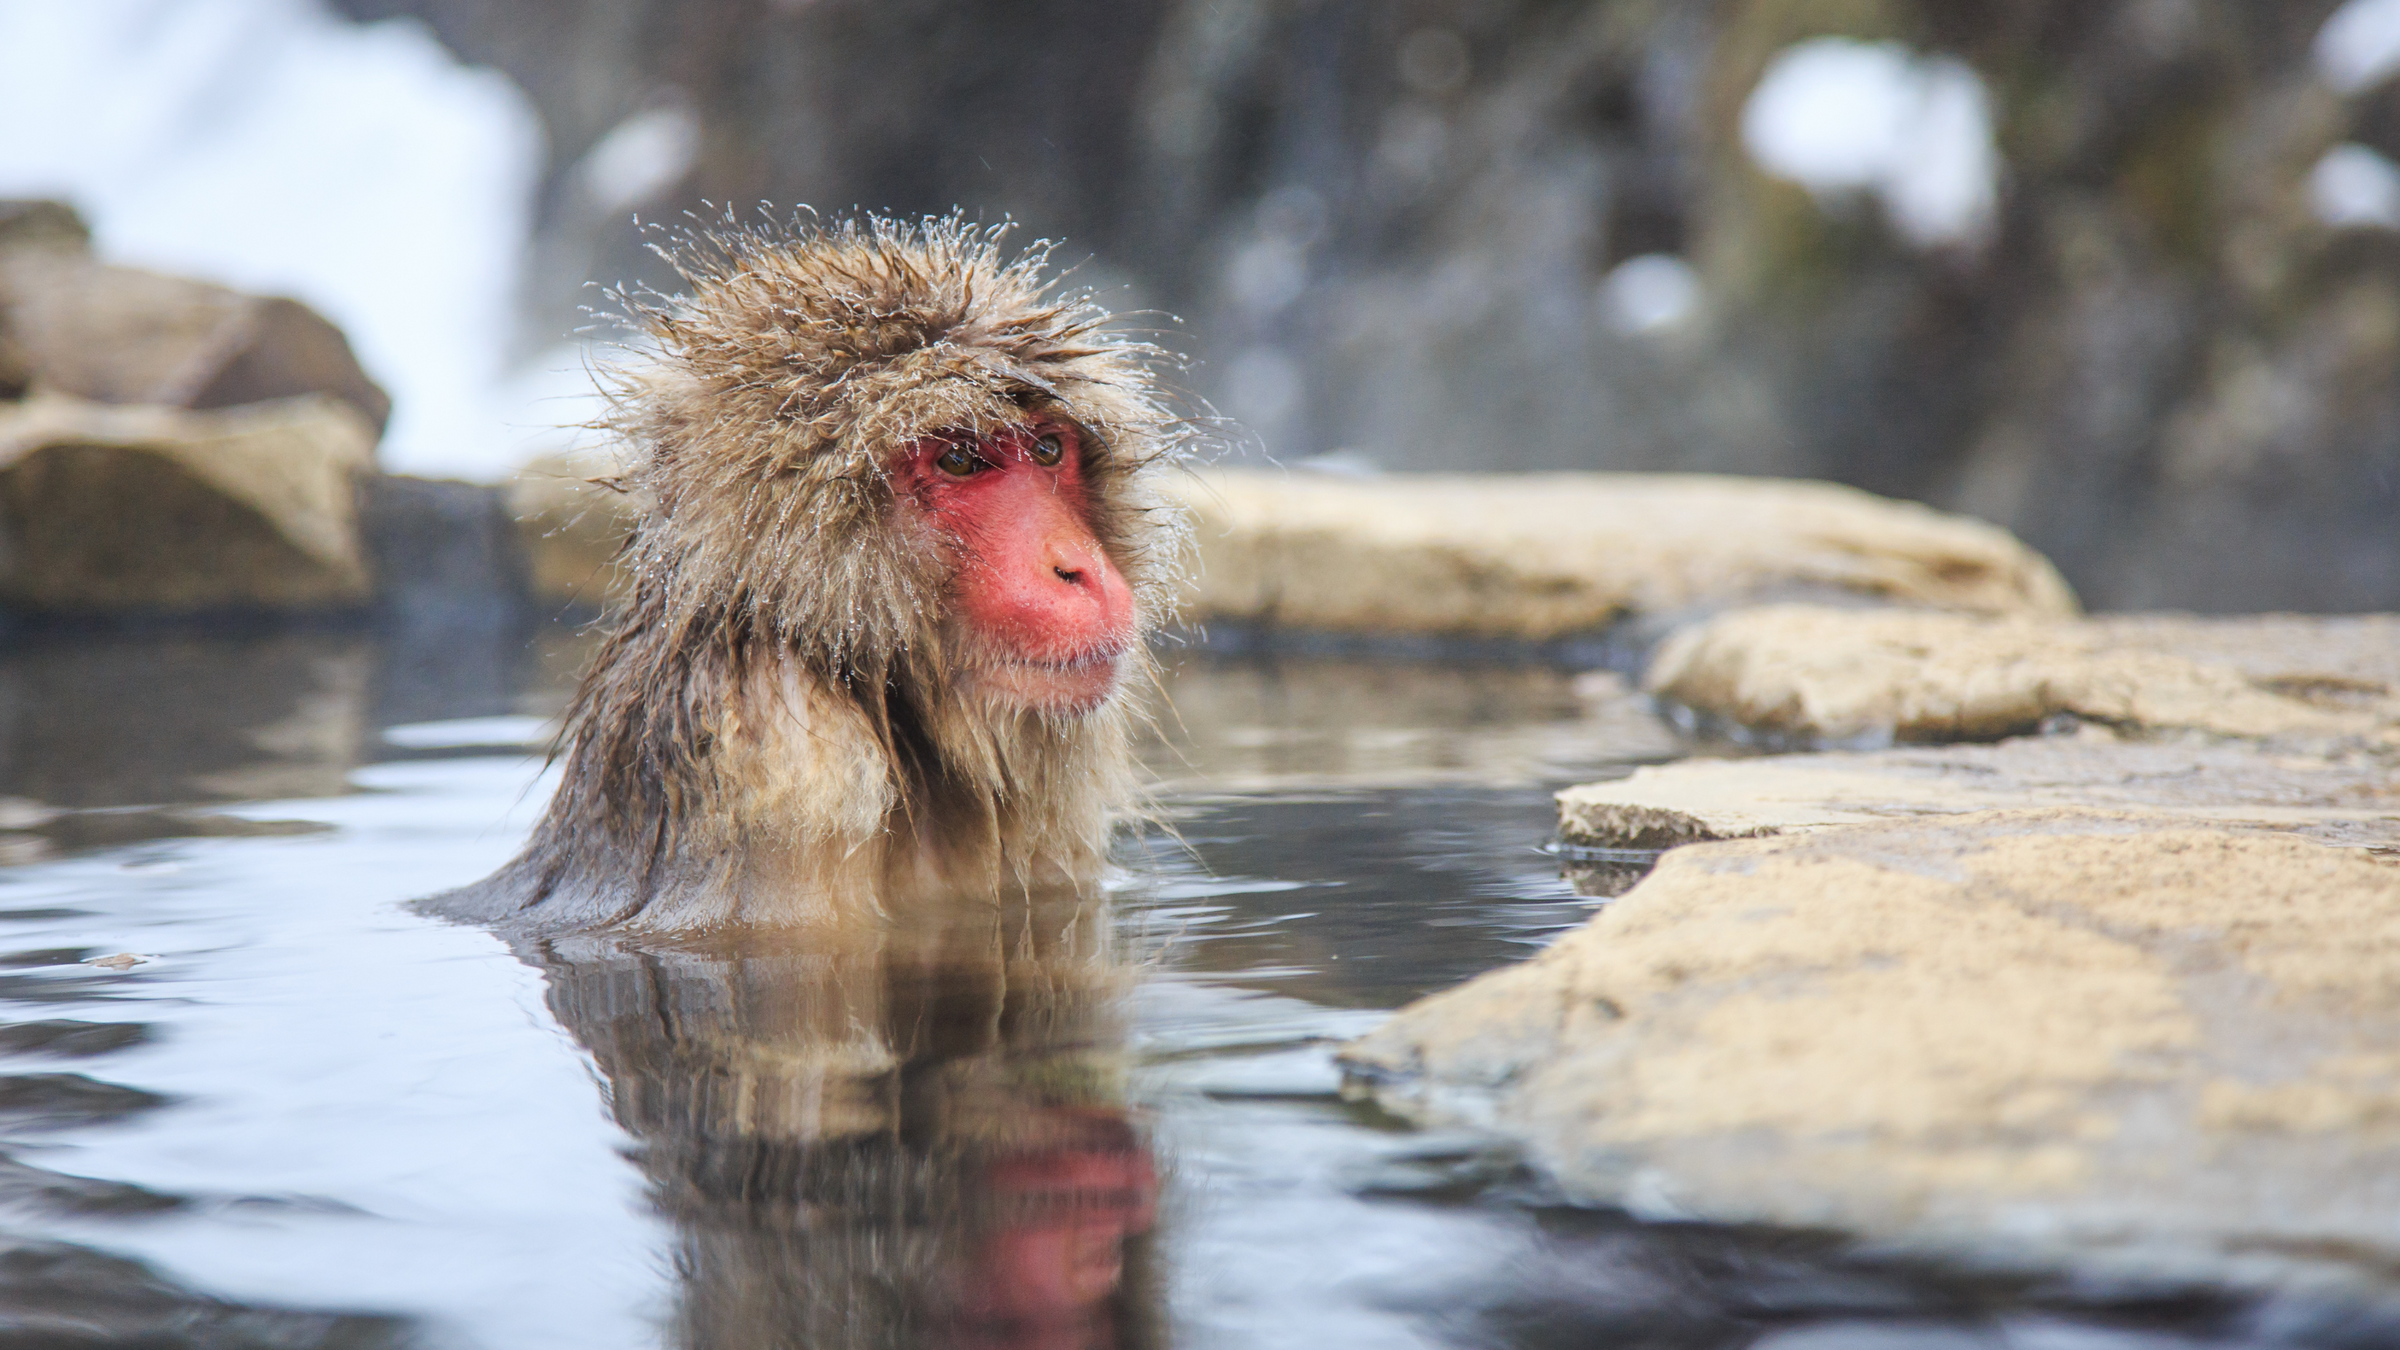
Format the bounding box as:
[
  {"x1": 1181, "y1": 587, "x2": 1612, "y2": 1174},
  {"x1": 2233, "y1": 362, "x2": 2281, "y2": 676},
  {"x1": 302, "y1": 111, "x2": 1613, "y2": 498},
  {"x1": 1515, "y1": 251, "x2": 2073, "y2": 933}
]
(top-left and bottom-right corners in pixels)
[
  {"x1": 578, "y1": 105, "x2": 701, "y2": 215},
  {"x1": 1223, "y1": 347, "x2": 1303, "y2": 429},
  {"x1": 1741, "y1": 37, "x2": 2000, "y2": 250},
  {"x1": 2310, "y1": 143, "x2": 2400, "y2": 230},
  {"x1": 2317, "y1": 0, "x2": 2400, "y2": 95},
  {"x1": 1598, "y1": 253, "x2": 1701, "y2": 335}
]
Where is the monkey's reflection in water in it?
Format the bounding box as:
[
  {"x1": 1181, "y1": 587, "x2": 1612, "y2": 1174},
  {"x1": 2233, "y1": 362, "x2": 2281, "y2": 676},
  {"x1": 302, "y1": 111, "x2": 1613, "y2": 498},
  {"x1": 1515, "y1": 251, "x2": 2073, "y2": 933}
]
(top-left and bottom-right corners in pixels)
[{"x1": 526, "y1": 889, "x2": 1162, "y2": 1349}]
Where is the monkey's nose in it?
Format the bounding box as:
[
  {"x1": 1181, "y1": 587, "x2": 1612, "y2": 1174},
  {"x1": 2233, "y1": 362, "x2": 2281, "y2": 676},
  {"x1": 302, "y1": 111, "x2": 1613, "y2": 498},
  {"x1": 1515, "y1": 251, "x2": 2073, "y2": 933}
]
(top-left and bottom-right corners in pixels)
[
  {"x1": 1043, "y1": 551, "x2": 1114, "y2": 605},
  {"x1": 964, "y1": 475, "x2": 1136, "y2": 658},
  {"x1": 1042, "y1": 539, "x2": 1102, "y2": 593},
  {"x1": 1032, "y1": 536, "x2": 1133, "y2": 640}
]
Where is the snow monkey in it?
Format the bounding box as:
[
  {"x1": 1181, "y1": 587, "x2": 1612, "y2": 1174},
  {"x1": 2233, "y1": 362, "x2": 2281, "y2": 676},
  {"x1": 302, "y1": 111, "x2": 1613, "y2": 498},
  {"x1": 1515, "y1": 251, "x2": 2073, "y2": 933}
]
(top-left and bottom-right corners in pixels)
[{"x1": 438, "y1": 215, "x2": 1189, "y2": 933}]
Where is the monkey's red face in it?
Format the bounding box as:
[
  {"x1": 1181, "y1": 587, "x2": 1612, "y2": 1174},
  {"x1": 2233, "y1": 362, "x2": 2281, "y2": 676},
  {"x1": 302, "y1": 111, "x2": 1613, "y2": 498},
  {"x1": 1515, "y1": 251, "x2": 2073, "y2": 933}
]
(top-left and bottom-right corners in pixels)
[{"x1": 897, "y1": 420, "x2": 1136, "y2": 715}]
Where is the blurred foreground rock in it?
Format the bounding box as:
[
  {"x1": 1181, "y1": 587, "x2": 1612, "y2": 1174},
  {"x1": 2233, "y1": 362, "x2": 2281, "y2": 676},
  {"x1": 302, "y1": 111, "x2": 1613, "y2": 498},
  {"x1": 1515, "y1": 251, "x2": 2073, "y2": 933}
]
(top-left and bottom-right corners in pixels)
[
  {"x1": 1344, "y1": 812, "x2": 2400, "y2": 1295},
  {"x1": 0, "y1": 394, "x2": 379, "y2": 613}
]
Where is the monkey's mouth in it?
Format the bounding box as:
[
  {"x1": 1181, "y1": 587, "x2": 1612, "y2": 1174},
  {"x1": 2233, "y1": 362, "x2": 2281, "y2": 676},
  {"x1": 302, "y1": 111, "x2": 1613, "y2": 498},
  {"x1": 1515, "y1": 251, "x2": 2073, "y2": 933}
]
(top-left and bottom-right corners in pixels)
[
  {"x1": 1012, "y1": 645, "x2": 1122, "y2": 675},
  {"x1": 970, "y1": 642, "x2": 1128, "y2": 713}
]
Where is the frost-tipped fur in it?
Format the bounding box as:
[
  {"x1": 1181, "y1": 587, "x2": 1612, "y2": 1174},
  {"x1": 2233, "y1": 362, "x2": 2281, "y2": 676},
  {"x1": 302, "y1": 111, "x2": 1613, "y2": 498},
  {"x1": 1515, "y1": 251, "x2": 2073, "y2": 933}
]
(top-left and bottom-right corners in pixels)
[{"x1": 439, "y1": 214, "x2": 1189, "y2": 932}]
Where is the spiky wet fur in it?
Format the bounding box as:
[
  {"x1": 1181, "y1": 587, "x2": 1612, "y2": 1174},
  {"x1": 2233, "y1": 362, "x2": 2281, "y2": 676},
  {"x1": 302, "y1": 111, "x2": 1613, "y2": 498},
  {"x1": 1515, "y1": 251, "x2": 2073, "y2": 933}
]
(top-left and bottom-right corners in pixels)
[{"x1": 439, "y1": 216, "x2": 1188, "y2": 933}]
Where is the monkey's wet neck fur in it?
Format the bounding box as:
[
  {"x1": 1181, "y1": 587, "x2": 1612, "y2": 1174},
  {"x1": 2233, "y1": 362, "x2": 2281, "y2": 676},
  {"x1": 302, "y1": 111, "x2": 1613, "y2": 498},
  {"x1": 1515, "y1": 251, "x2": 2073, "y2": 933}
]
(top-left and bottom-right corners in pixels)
[{"x1": 440, "y1": 593, "x2": 1142, "y2": 933}]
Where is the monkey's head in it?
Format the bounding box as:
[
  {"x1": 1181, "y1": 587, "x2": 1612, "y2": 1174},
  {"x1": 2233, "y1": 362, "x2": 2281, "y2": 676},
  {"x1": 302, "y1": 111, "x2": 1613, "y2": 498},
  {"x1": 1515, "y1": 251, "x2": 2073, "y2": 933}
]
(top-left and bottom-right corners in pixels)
[{"x1": 610, "y1": 214, "x2": 1187, "y2": 722}]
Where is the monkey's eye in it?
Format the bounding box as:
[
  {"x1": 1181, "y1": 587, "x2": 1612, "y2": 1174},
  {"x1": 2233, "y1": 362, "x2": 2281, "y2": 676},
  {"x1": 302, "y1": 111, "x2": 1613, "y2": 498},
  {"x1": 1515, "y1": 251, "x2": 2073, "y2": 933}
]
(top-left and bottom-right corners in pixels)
[
  {"x1": 1030, "y1": 432, "x2": 1065, "y2": 467},
  {"x1": 935, "y1": 446, "x2": 984, "y2": 477}
]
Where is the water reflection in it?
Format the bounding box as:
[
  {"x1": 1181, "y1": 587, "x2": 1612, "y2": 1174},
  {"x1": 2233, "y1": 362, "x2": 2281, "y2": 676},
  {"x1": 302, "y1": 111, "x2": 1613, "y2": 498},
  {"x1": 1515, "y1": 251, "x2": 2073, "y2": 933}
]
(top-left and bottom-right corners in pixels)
[
  {"x1": 0, "y1": 622, "x2": 573, "y2": 813},
  {"x1": 1147, "y1": 654, "x2": 1678, "y2": 791},
  {"x1": 518, "y1": 886, "x2": 1163, "y2": 1349},
  {"x1": 0, "y1": 632, "x2": 372, "y2": 808}
]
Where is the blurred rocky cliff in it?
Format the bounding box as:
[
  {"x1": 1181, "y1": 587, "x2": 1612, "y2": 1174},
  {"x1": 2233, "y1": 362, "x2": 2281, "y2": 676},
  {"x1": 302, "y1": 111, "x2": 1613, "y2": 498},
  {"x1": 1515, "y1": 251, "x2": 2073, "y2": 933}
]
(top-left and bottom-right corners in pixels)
[{"x1": 336, "y1": 0, "x2": 2399, "y2": 612}]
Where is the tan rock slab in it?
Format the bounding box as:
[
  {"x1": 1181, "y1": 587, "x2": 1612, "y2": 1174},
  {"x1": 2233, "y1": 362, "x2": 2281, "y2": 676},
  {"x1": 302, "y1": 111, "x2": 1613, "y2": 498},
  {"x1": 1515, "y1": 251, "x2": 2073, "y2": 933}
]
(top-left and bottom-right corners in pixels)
[
  {"x1": 1168, "y1": 469, "x2": 2078, "y2": 639},
  {"x1": 1342, "y1": 811, "x2": 2400, "y2": 1290},
  {"x1": 1645, "y1": 606, "x2": 2400, "y2": 748},
  {"x1": 0, "y1": 393, "x2": 379, "y2": 612},
  {"x1": 1556, "y1": 734, "x2": 2400, "y2": 851}
]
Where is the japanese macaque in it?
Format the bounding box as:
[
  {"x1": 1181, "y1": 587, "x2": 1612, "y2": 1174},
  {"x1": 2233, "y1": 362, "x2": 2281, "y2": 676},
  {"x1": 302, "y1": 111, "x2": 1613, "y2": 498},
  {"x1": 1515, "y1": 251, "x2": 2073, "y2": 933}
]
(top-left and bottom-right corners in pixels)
[{"x1": 435, "y1": 215, "x2": 1188, "y2": 933}]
